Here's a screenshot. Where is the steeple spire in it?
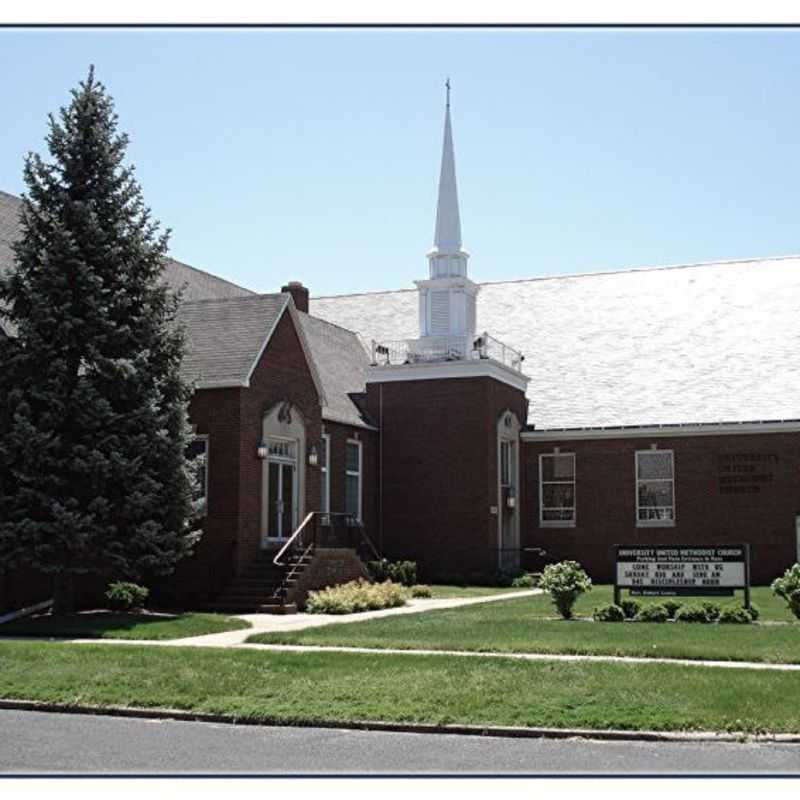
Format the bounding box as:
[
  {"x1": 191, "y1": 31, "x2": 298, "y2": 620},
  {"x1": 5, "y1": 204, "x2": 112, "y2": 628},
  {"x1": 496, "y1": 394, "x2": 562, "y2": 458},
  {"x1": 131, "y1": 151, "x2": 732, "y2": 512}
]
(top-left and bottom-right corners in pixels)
[
  {"x1": 414, "y1": 81, "x2": 478, "y2": 347},
  {"x1": 432, "y1": 79, "x2": 462, "y2": 256}
]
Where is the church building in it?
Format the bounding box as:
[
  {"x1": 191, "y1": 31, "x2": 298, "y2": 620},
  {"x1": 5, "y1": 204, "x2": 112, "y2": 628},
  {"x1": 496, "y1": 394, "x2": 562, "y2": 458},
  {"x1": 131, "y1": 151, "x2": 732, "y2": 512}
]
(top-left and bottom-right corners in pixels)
[{"x1": 1, "y1": 92, "x2": 799, "y2": 612}]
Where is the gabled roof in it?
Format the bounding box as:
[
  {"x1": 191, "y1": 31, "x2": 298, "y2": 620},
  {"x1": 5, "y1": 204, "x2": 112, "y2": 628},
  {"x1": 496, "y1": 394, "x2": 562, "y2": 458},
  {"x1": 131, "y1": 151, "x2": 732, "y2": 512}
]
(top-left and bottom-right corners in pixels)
[
  {"x1": 177, "y1": 293, "x2": 290, "y2": 388},
  {"x1": 311, "y1": 256, "x2": 800, "y2": 430},
  {"x1": 1, "y1": 189, "x2": 375, "y2": 428},
  {"x1": 296, "y1": 311, "x2": 372, "y2": 428}
]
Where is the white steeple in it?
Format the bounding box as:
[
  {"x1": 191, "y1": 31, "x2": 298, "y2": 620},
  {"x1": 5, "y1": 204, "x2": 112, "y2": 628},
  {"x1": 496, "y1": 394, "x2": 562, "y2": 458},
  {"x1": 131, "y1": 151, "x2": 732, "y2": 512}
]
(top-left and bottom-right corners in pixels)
[
  {"x1": 414, "y1": 81, "x2": 479, "y2": 351},
  {"x1": 428, "y1": 79, "x2": 469, "y2": 278}
]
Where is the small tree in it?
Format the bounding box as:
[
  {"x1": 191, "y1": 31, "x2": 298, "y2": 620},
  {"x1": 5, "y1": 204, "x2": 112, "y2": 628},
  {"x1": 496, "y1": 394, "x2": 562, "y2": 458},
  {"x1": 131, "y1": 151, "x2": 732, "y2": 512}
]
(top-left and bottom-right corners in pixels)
[
  {"x1": 539, "y1": 560, "x2": 592, "y2": 619},
  {"x1": 0, "y1": 67, "x2": 201, "y2": 612},
  {"x1": 771, "y1": 563, "x2": 800, "y2": 621}
]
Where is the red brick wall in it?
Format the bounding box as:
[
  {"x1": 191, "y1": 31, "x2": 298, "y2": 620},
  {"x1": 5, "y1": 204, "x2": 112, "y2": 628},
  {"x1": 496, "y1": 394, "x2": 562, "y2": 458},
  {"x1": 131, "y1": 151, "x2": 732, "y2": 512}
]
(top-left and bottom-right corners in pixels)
[
  {"x1": 523, "y1": 432, "x2": 800, "y2": 584},
  {"x1": 287, "y1": 548, "x2": 369, "y2": 609},
  {"x1": 237, "y1": 310, "x2": 323, "y2": 571},
  {"x1": 322, "y1": 421, "x2": 379, "y2": 549},
  {"x1": 365, "y1": 375, "x2": 527, "y2": 580},
  {"x1": 154, "y1": 385, "x2": 243, "y2": 608},
  {"x1": 156, "y1": 309, "x2": 324, "y2": 608}
]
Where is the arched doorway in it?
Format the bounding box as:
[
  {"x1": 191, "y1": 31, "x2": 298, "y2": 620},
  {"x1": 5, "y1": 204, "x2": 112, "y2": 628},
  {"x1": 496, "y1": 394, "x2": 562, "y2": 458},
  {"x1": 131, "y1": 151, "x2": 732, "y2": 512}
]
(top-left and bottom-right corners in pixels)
[
  {"x1": 261, "y1": 402, "x2": 306, "y2": 547},
  {"x1": 497, "y1": 410, "x2": 521, "y2": 573}
]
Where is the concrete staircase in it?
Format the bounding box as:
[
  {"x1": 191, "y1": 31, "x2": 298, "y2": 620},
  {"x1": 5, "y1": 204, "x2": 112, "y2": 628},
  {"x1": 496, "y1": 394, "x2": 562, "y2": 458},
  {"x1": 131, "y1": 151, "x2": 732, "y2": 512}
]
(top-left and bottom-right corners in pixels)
[{"x1": 202, "y1": 549, "x2": 313, "y2": 614}]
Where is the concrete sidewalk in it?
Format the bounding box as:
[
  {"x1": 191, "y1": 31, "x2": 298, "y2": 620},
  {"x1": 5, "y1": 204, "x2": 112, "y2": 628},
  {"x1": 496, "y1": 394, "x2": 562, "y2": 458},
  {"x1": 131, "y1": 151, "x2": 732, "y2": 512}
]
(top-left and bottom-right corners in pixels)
[
  {"x1": 239, "y1": 641, "x2": 800, "y2": 672},
  {"x1": 74, "y1": 588, "x2": 541, "y2": 648}
]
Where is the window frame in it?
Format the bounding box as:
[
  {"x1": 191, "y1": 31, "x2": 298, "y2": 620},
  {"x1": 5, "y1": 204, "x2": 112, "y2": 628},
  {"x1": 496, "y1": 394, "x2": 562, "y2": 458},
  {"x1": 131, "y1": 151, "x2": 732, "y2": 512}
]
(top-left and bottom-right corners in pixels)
[
  {"x1": 344, "y1": 438, "x2": 363, "y2": 522},
  {"x1": 320, "y1": 433, "x2": 331, "y2": 514},
  {"x1": 635, "y1": 448, "x2": 676, "y2": 528},
  {"x1": 539, "y1": 452, "x2": 576, "y2": 528},
  {"x1": 188, "y1": 434, "x2": 209, "y2": 510}
]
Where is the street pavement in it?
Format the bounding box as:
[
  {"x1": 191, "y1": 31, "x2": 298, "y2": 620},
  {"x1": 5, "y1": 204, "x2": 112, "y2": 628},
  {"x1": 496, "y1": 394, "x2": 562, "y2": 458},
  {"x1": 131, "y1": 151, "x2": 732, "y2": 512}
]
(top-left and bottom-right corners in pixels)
[{"x1": 1, "y1": 709, "x2": 799, "y2": 774}]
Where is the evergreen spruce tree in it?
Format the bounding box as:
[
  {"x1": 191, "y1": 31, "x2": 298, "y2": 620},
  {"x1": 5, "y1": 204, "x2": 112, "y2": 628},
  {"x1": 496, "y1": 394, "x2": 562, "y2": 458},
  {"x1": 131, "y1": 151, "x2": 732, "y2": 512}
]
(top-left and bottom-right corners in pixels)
[{"x1": 0, "y1": 67, "x2": 201, "y2": 612}]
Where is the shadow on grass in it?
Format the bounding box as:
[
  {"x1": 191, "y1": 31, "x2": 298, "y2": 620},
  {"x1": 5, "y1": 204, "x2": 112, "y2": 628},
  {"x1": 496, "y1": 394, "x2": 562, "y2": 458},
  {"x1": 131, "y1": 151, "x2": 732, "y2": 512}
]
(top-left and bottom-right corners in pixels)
[{"x1": 0, "y1": 611, "x2": 182, "y2": 639}]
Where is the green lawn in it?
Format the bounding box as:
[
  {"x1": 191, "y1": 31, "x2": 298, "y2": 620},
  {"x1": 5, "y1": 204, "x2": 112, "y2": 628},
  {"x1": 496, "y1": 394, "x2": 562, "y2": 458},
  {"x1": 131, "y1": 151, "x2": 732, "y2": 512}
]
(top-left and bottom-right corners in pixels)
[
  {"x1": 425, "y1": 584, "x2": 528, "y2": 599},
  {"x1": 1, "y1": 640, "x2": 799, "y2": 734},
  {"x1": 0, "y1": 611, "x2": 251, "y2": 641},
  {"x1": 248, "y1": 587, "x2": 800, "y2": 665}
]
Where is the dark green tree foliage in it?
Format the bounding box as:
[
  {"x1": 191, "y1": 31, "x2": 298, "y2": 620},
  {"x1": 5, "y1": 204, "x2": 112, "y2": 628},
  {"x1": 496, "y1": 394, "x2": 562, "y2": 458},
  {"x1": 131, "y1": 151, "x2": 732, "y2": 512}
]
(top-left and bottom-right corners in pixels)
[{"x1": 0, "y1": 68, "x2": 201, "y2": 612}]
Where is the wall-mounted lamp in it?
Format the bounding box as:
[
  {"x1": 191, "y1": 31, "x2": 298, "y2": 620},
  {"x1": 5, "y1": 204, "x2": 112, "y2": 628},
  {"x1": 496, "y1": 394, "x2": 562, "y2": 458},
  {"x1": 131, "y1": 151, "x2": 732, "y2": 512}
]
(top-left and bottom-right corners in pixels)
[
  {"x1": 256, "y1": 441, "x2": 268, "y2": 459},
  {"x1": 308, "y1": 445, "x2": 319, "y2": 467},
  {"x1": 506, "y1": 488, "x2": 516, "y2": 509}
]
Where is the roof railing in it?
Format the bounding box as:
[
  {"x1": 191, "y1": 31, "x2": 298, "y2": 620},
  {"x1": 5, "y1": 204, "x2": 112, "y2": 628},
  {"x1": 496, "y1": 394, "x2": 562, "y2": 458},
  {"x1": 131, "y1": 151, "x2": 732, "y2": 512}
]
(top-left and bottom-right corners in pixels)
[{"x1": 371, "y1": 331, "x2": 525, "y2": 373}]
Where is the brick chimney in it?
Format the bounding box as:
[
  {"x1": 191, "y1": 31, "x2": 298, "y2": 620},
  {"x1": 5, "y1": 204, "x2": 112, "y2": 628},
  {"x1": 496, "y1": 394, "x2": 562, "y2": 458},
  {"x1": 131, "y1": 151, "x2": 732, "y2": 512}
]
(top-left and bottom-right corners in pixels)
[{"x1": 281, "y1": 280, "x2": 309, "y2": 313}]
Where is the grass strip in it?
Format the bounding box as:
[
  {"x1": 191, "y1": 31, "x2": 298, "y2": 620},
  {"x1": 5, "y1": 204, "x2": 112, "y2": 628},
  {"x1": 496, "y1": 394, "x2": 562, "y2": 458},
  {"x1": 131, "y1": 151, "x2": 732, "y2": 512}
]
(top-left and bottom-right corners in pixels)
[
  {"x1": 1, "y1": 640, "x2": 799, "y2": 734},
  {"x1": 248, "y1": 592, "x2": 800, "y2": 665},
  {"x1": 425, "y1": 585, "x2": 526, "y2": 599},
  {"x1": 0, "y1": 612, "x2": 250, "y2": 640}
]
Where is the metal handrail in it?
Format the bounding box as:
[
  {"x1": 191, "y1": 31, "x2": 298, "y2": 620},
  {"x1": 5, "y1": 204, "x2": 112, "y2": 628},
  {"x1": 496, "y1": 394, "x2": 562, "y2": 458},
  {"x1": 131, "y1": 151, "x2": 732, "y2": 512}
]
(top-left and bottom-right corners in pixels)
[
  {"x1": 272, "y1": 511, "x2": 315, "y2": 567},
  {"x1": 272, "y1": 511, "x2": 381, "y2": 568}
]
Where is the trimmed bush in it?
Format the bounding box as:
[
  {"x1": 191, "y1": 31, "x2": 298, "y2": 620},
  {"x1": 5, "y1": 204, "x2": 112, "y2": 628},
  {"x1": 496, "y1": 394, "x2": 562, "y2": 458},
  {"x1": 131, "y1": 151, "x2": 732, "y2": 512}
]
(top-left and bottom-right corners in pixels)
[
  {"x1": 701, "y1": 601, "x2": 722, "y2": 622},
  {"x1": 306, "y1": 579, "x2": 407, "y2": 615},
  {"x1": 675, "y1": 604, "x2": 714, "y2": 624},
  {"x1": 539, "y1": 561, "x2": 592, "y2": 620},
  {"x1": 367, "y1": 559, "x2": 418, "y2": 588},
  {"x1": 410, "y1": 584, "x2": 432, "y2": 598},
  {"x1": 718, "y1": 607, "x2": 753, "y2": 625},
  {"x1": 663, "y1": 600, "x2": 683, "y2": 619},
  {"x1": 620, "y1": 599, "x2": 641, "y2": 620},
  {"x1": 511, "y1": 573, "x2": 537, "y2": 588},
  {"x1": 771, "y1": 563, "x2": 800, "y2": 620},
  {"x1": 747, "y1": 603, "x2": 760, "y2": 622},
  {"x1": 637, "y1": 604, "x2": 669, "y2": 623},
  {"x1": 592, "y1": 603, "x2": 625, "y2": 622},
  {"x1": 105, "y1": 582, "x2": 149, "y2": 612}
]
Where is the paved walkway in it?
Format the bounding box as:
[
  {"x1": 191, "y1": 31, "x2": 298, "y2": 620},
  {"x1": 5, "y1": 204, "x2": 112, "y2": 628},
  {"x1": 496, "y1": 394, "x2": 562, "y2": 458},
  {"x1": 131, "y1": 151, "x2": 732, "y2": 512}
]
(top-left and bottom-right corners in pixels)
[
  {"x1": 11, "y1": 588, "x2": 797, "y2": 673},
  {"x1": 44, "y1": 586, "x2": 800, "y2": 673},
  {"x1": 79, "y1": 589, "x2": 541, "y2": 648},
  {"x1": 238, "y1": 642, "x2": 800, "y2": 672}
]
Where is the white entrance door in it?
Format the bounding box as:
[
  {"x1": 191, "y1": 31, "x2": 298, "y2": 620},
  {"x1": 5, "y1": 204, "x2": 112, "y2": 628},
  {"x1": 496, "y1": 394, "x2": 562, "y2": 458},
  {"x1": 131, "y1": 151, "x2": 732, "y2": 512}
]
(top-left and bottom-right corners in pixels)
[
  {"x1": 265, "y1": 438, "x2": 299, "y2": 544},
  {"x1": 499, "y1": 438, "x2": 519, "y2": 572}
]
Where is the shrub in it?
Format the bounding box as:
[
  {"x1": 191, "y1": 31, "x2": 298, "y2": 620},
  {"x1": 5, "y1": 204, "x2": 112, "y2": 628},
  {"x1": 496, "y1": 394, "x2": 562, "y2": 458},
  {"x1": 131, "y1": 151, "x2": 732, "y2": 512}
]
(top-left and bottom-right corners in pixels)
[
  {"x1": 410, "y1": 584, "x2": 432, "y2": 598},
  {"x1": 592, "y1": 603, "x2": 625, "y2": 622},
  {"x1": 663, "y1": 600, "x2": 682, "y2": 619},
  {"x1": 637, "y1": 604, "x2": 669, "y2": 623},
  {"x1": 701, "y1": 601, "x2": 722, "y2": 622},
  {"x1": 771, "y1": 563, "x2": 800, "y2": 620},
  {"x1": 306, "y1": 579, "x2": 407, "y2": 615},
  {"x1": 366, "y1": 559, "x2": 417, "y2": 587},
  {"x1": 105, "y1": 581, "x2": 149, "y2": 612},
  {"x1": 511, "y1": 573, "x2": 537, "y2": 588},
  {"x1": 675, "y1": 604, "x2": 714, "y2": 624},
  {"x1": 620, "y1": 599, "x2": 641, "y2": 620},
  {"x1": 539, "y1": 561, "x2": 592, "y2": 620},
  {"x1": 718, "y1": 607, "x2": 753, "y2": 625},
  {"x1": 747, "y1": 603, "x2": 760, "y2": 622}
]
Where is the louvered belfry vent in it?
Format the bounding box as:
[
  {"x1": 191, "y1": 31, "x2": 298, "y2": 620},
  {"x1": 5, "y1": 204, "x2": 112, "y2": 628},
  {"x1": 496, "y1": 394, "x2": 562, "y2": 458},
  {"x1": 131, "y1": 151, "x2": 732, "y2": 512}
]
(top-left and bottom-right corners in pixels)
[{"x1": 430, "y1": 290, "x2": 450, "y2": 335}]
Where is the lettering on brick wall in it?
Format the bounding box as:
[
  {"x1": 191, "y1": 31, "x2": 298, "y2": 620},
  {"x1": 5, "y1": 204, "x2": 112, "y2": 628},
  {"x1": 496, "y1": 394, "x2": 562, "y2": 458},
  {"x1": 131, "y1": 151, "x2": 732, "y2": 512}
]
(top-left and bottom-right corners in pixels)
[{"x1": 717, "y1": 453, "x2": 778, "y2": 495}]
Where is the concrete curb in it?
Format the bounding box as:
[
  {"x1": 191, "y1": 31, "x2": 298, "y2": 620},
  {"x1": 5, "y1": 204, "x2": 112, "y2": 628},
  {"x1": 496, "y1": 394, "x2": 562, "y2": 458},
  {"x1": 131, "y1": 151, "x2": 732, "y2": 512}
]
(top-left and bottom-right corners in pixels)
[{"x1": 2, "y1": 698, "x2": 799, "y2": 745}]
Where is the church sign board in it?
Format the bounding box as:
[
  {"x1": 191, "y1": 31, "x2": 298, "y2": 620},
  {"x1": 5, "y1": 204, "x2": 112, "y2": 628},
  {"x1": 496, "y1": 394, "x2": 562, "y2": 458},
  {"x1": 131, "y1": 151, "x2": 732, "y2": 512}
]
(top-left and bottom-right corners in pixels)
[{"x1": 613, "y1": 544, "x2": 750, "y2": 609}]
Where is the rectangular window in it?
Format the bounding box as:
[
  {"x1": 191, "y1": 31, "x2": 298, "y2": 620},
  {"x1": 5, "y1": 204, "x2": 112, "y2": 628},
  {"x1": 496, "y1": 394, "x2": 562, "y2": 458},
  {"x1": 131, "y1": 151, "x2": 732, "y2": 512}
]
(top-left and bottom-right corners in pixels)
[
  {"x1": 345, "y1": 439, "x2": 362, "y2": 521},
  {"x1": 320, "y1": 433, "x2": 330, "y2": 514},
  {"x1": 267, "y1": 438, "x2": 296, "y2": 461},
  {"x1": 539, "y1": 453, "x2": 575, "y2": 527},
  {"x1": 636, "y1": 449, "x2": 675, "y2": 526},
  {"x1": 186, "y1": 436, "x2": 209, "y2": 508}
]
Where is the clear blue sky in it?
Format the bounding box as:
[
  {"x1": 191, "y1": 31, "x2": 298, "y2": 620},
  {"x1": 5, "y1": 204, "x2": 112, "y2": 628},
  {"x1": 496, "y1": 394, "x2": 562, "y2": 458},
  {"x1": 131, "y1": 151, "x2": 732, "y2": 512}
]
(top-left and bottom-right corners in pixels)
[{"x1": 2, "y1": 27, "x2": 800, "y2": 296}]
